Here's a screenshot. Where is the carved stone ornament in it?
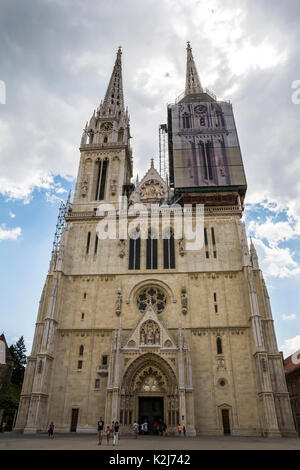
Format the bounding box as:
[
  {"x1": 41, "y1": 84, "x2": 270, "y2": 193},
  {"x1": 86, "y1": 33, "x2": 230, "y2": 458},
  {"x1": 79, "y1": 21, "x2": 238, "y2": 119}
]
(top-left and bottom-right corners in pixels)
[{"x1": 140, "y1": 180, "x2": 164, "y2": 201}]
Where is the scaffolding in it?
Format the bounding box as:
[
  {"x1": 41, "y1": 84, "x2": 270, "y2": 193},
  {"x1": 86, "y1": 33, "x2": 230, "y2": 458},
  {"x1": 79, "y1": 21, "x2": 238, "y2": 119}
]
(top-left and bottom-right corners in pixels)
[
  {"x1": 52, "y1": 200, "x2": 67, "y2": 254},
  {"x1": 159, "y1": 124, "x2": 168, "y2": 179}
]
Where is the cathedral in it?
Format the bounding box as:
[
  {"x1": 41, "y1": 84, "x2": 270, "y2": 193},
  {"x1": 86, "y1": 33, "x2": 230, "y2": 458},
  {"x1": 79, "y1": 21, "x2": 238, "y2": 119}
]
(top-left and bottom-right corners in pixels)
[{"x1": 15, "y1": 43, "x2": 297, "y2": 437}]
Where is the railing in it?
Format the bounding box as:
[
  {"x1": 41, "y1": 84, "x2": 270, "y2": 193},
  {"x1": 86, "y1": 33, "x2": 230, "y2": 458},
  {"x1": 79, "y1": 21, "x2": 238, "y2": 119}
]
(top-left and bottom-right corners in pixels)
[
  {"x1": 97, "y1": 364, "x2": 108, "y2": 376},
  {"x1": 175, "y1": 87, "x2": 217, "y2": 104}
]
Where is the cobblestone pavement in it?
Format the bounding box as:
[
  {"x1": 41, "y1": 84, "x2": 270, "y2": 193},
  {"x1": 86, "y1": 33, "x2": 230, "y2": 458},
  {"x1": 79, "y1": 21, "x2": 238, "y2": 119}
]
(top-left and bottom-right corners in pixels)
[{"x1": 0, "y1": 433, "x2": 299, "y2": 450}]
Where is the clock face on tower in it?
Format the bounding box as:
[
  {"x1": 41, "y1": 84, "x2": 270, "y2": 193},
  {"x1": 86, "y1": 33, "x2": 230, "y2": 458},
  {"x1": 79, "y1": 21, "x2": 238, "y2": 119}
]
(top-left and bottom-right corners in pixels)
[{"x1": 100, "y1": 121, "x2": 113, "y2": 131}]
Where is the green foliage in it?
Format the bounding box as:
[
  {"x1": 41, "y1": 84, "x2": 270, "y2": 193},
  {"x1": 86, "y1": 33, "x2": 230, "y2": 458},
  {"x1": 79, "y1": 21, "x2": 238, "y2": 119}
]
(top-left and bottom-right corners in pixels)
[
  {"x1": 9, "y1": 336, "x2": 27, "y2": 387},
  {"x1": 0, "y1": 337, "x2": 27, "y2": 430}
]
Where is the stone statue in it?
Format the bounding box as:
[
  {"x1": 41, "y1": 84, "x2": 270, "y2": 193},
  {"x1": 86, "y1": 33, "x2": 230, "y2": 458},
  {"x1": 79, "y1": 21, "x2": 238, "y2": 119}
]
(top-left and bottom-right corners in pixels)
[
  {"x1": 181, "y1": 281, "x2": 188, "y2": 315},
  {"x1": 115, "y1": 286, "x2": 122, "y2": 316},
  {"x1": 179, "y1": 238, "x2": 185, "y2": 256}
]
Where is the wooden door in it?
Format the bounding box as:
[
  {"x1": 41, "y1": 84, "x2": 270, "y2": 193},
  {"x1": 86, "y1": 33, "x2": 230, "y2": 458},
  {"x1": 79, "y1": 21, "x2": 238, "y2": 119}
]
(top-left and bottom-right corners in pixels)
[
  {"x1": 221, "y1": 409, "x2": 230, "y2": 434},
  {"x1": 70, "y1": 408, "x2": 79, "y2": 432}
]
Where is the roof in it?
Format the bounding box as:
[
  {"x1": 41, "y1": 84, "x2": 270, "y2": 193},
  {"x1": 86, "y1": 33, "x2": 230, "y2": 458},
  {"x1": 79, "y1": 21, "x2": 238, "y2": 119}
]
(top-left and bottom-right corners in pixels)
[{"x1": 284, "y1": 352, "x2": 300, "y2": 375}]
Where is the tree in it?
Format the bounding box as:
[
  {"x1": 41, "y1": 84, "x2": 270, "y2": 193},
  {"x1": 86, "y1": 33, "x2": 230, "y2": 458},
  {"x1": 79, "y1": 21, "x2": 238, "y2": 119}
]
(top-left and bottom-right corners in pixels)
[{"x1": 9, "y1": 336, "x2": 27, "y2": 388}]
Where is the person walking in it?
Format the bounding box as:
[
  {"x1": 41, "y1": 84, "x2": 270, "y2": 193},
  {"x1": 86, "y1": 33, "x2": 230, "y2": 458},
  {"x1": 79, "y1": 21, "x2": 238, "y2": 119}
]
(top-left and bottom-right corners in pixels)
[
  {"x1": 153, "y1": 421, "x2": 158, "y2": 435},
  {"x1": 113, "y1": 421, "x2": 119, "y2": 446},
  {"x1": 183, "y1": 424, "x2": 186, "y2": 437},
  {"x1": 158, "y1": 420, "x2": 163, "y2": 436},
  {"x1": 110, "y1": 421, "x2": 114, "y2": 440},
  {"x1": 97, "y1": 416, "x2": 104, "y2": 445},
  {"x1": 1, "y1": 420, "x2": 7, "y2": 433},
  {"x1": 178, "y1": 423, "x2": 182, "y2": 436},
  {"x1": 105, "y1": 425, "x2": 111, "y2": 445},
  {"x1": 48, "y1": 422, "x2": 54, "y2": 438},
  {"x1": 143, "y1": 420, "x2": 148, "y2": 435},
  {"x1": 163, "y1": 422, "x2": 167, "y2": 436},
  {"x1": 133, "y1": 421, "x2": 139, "y2": 439}
]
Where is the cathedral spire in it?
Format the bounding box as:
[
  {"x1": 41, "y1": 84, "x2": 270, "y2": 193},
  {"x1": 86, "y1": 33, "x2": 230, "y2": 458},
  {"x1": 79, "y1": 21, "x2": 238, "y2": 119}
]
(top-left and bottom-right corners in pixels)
[
  {"x1": 100, "y1": 46, "x2": 124, "y2": 117},
  {"x1": 185, "y1": 41, "x2": 203, "y2": 96}
]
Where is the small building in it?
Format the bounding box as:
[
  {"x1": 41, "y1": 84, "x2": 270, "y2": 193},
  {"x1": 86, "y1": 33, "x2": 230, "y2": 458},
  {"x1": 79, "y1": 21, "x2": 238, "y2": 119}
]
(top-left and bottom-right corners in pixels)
[
  {"x1": 284, "y1": 352, "x2": 300, "y2": 436},
  {"x1": 0, "y1": 333, "x2": 14, "y2": 426},
  {"x1": 0, "y1": 333, "x2": 14, "y2": 395}
]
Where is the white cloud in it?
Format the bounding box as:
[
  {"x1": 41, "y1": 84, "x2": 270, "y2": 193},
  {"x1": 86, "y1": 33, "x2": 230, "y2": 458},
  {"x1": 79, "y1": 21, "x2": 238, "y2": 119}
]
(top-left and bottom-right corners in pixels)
[
  {"x1": 9, "y1": 211, "x2": 16, "y2": 218},
  {"x1": 248, "y1": 218, "x2": 300, "y2": 248},
  {"x1": 281, "y1": 314, "x2": 297, "y2": 320},
  {"x1": 0, "y1": 224, "x2": 21, "y2": 242},
  {"x1": 280, "y1": 335, "x2": 300, "y2": 358},
  {"x1": 251, "y1": 237, "x2": 300, "y2": 278}
]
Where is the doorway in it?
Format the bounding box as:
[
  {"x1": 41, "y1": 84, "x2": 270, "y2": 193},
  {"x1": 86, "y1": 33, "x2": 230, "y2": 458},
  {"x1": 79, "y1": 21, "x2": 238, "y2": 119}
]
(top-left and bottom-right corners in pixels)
[
  {"x1": 70, "y1": 408, "x2": 79, "y2": 432},
  {"x1": 221, "y1": 409, "x2": 231, "y2": 434},
  {"x1": 139, "y1": 397, "x2": 163, "y2": 433}
]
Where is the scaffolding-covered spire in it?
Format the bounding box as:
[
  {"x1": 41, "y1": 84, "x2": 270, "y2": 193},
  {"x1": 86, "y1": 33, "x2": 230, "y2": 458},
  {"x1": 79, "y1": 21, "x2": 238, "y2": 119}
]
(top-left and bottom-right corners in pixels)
[
  {"x1": 101, "y1": 46, "x2": 124, "y2": 116},
  {"x1": 185, "y1": 41, "x2": 203, "y2": 96}
]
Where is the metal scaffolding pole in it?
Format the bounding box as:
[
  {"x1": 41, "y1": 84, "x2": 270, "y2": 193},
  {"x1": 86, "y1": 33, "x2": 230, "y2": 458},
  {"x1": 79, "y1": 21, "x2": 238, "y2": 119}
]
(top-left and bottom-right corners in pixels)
[{"x1": 159, "y1": 124, "x2": 168, "y2": 179}]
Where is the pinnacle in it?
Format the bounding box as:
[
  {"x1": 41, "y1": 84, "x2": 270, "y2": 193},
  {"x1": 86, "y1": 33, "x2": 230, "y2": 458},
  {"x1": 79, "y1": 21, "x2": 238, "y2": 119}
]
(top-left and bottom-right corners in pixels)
[{"x1": 185, "y1": 41, "x2": 203, "y2": 96}]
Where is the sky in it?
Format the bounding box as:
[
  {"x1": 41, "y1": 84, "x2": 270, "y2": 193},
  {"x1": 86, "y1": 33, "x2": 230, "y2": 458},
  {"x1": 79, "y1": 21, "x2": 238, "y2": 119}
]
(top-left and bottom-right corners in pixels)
[{"x1": 0, "y1": 0, "x2": 300, "y2": 358}]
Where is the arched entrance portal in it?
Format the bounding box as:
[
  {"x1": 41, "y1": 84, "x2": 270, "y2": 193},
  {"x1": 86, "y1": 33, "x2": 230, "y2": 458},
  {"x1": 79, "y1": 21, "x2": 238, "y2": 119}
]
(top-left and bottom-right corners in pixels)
[{"x1": 120, "y1": 353, "x2": 179, "y2": 434}]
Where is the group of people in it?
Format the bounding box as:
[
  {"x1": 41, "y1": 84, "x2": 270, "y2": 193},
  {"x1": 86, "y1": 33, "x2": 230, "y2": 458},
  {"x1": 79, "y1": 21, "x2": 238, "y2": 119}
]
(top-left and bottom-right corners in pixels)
[
  {"x1": 97, "y1": 417, "x2": 119, "y2": 446},
  {"x1": 46, "y1": 417, "x2": 186, "y2": 442},
  {"x1": 133, "y1": 419, "x2": 167, "y2": 437},
  {"x1": 177, "y1": 423, "x2": 186, "y2": 436}
]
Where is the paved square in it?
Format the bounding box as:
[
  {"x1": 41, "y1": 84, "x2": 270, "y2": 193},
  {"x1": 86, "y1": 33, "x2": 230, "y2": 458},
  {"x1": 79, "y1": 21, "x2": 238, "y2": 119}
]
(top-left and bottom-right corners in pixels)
[{"x1": 0, "y1": 433, "x2": 299, "y2": 450}]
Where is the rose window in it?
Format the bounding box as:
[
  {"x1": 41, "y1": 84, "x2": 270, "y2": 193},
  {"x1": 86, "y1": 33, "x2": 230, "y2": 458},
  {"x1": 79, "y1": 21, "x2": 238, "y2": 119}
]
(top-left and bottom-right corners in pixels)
[{"x1": 137, "y1": 287, "x2": 166, "y2": 314}]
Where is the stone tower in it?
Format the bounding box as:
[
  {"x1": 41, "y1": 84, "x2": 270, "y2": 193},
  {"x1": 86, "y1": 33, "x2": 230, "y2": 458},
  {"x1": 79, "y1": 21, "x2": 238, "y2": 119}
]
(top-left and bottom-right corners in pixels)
[{"x1": 15, "y1": 45, "x2": 296, "y2": 437}]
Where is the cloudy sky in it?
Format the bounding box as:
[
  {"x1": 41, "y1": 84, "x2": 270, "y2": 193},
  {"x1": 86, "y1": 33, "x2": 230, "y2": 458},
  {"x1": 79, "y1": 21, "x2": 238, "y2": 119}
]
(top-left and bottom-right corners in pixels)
[{"x1": 0, "y1": 0, "x2": 300, "y2": 358}]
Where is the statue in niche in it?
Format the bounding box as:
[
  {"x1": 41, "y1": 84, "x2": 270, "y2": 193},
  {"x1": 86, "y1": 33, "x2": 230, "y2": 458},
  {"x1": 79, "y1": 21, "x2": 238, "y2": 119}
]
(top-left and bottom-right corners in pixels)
[
  {"x1": 140, "y1": 320, "x2": 160, "y2": 345},
  {"x1": 111, "y1": 178, "x2": 117, "y2": 196},
  {"x1": 81, "y1": 176, "x2": 89, "y2": 197},
  {"x1": 179, "y1": 238, "x2": 185, "y2": 256},
  {"x1": 147, "y1": 329, "x2": 154, "y2": 344},
  {"x1": 118, "y1": 239, "x2": 125, "y2": 258}
]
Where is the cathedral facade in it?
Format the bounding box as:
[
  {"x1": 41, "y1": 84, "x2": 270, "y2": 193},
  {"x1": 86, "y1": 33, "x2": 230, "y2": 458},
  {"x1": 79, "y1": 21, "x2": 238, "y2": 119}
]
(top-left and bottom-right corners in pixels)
[{"x1": 15, "y1": 45, "x2": 296, "y2": 437}]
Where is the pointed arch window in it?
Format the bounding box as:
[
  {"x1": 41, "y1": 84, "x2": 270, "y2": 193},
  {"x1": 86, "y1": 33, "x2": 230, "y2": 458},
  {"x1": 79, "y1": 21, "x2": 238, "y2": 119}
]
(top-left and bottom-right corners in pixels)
[
  {"x1": 163, "y1": 228, "x2": 175, "y2": 269},
  {"x1": 79, "y1": 345, "x2": 84, "y2": 356},
  {"x1": 182, "y1": 112, "x2": 191, "y2": 129},
  {"x1": 94, "y1": 233, "x2": 99, "y2": 254},
  {"x1": 199, "y1": 141, "x2": 214, "y2": 181},
  {"x1": 95, "y1": 159, "x2": 108, "y2": 200},
  {"x1": 86, "y1": 232, "x2": 91, "y2": 254},
  {"x1": 146, "y1": 229, "x2": 158, "y2": 270},
  {"x1": 129, "y1": 231, "x2": 141, "y2": 270},
  {"x1": 217, "y1": 337, "x2": 222, "y2": 355}
]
